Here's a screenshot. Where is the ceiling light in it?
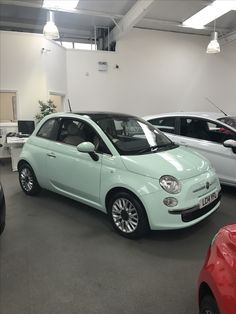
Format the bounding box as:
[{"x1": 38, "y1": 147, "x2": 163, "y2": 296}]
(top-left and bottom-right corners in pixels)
[
  {"x1": 206, "y1": 31, "x2": 220, "y2": 54},
  {"x1": 183, "y1": 0, "x2": 236, "y2": 29},
  {"x1": 43, "y1": 0, "x2": 79, "y2": 10},
  {"x1": 43, "y1": 11, "x2": 59, "y2": 40}
]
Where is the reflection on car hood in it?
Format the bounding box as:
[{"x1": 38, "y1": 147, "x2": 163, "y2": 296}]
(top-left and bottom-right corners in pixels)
[
  {"x1": 121, "y1": 147, "x2": 210, "y2": 180},
  {"x1": 217, "y1": 225, "x2": 236, "y2": 270},
  {"x1": 223, "y1": 225, "x2": 236, "y2": 248}
]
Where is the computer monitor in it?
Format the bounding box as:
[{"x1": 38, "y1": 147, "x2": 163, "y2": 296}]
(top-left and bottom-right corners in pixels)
[{"x1": 18, "y1": 120, "x2": 35, "y2": 135}]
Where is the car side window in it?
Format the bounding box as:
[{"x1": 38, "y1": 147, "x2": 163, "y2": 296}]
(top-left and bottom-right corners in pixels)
[
  {"x1": 206, "y1": 121, "x2": 236, "y2": 144},
  {"x1": 149, "y1": 117, "x2": 176, "y2": 134},
  {"x1": 37, "y1": 118, "x2": 60, "y2": 140},
  {"x1": 180, "y1": 118, "x2": 236, "y2": 143},
  {"x1": 180, "y1": 118, "x2": 212, "y2": 141},
  {"x1": 58, "y1": 119, "x2": 84, "y2": 146},
  {"x1": 58, "y1": 118, "x2": 111, "y2": 154}
]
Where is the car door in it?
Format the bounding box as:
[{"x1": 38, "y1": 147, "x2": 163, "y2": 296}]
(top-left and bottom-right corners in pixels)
[
  {"x1": 32, "y1": 117, "x2": 61, "y2": 186},
  {"x1": 45, "y1": 117, "x2": 104, "y2": 207},
  {"x1": 178, "y1": 117, "x2": 236, "y2": 184}
]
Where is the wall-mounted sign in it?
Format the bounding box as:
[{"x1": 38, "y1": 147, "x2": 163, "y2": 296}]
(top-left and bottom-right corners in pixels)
[{"x1": 98, "y1": 61, "x2": 108, "y2": 72}]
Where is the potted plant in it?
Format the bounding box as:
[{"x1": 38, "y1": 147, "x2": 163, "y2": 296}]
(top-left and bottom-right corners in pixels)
[{"x1": 35, "y1": 100, "x2": 56, "y2": 123}]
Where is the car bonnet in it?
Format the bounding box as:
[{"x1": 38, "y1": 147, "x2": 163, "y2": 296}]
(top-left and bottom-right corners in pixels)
[{"x1": 121, "y1": 146, "x2": 211, "y2": 181}]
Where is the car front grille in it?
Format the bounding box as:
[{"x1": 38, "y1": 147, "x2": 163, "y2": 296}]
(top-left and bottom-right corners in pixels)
[{"x1": 181, "y1": 192, "x2": 221, "y2": 223}]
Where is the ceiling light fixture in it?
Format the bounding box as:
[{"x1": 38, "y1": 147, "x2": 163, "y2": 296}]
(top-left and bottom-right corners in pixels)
[
  {"x1": 206, "y1": 32, "x2": 220, "y2": 53},
  {"x1": 43, "y1": 11, "x2": 59, "y2": 40},
  {"x1": 183, "y1": 0, "x2": 236, "y2": 29},
  {"x1": 43, "y1": 0, "x2": 79, "y2": 10},
  {"x1": 206, "y1": 21, "x2": 220, "y2": 54}
]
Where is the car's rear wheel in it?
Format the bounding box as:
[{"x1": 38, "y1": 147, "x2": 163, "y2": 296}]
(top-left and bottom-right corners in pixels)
[
  {"x1": 19, "y1": 163, "x2": 41, "y2": 196},
  {"x1": 108, "y1": 191, "x2": 149, "y2": 239},
  {"x1": 200, "y1": 295, "x2": 220, "y2": 314}
]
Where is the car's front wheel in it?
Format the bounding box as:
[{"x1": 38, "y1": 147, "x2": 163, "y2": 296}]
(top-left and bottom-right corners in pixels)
[
  {"x1": 19, "y1": 163, "x2": 41, "y2": 196},
  {"x1": 108, "y1": 191, "x2": 149, "y2": 239},
  {"x1": 200, "y1": 295, "x2": 220, "y2": 314}
]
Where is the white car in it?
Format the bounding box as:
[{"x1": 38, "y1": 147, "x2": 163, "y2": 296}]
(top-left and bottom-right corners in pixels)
[{"x1": 144, "y1": 112, "x2": 236, "y2": 187}]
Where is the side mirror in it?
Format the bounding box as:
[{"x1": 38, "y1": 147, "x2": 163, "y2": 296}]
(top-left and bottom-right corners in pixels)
[
  {"x1": 77, "y1": 142, "x2": 99, "y2": 161},
  {"x1": 223, "y1": 139, "x2": 236, "y2": 148},
  {"x1": 223, "y1": 139, "x2": 236, "y2": 153},
  {"x1": 77, "y1": 142, "x2": 95, "y2": 153}
]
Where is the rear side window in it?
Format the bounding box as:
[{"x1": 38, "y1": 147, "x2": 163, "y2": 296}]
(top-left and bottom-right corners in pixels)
[
  {"x1": 180, "y1": 118, "x2": 211, "y2": 140},
  {"x1": 37, "y1": 118, "x2": 60, "y2": 140},
  {"x1": 148, "y1": 117, "x2": 176, "y2": 134}
]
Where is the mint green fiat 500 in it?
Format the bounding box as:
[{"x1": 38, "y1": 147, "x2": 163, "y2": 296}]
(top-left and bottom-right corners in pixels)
[{"x1": 18, "y1": 112, "x2": 221, "y2": 238}]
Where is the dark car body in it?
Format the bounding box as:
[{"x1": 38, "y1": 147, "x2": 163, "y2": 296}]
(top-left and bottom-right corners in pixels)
[{"x1": 0, "y1": 182, "x2": 6, "y2": 235}]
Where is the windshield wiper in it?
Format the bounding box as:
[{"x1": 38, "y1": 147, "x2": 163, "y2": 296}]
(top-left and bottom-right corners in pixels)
[
  {"x1": 135, "y1": 145, "x2": 159, "y2": 154},
  {"x1": 131, "y1": 142, "x2": 177, "y2": 155}
]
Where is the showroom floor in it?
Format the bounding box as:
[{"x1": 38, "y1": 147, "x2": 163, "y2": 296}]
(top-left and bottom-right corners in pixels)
[{"x1": 0, "y1": 161, "x2": 235, "y2": 314}]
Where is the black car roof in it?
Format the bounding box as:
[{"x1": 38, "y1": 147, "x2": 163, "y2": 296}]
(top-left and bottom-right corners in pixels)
[{"x1": 72, "y1": 111, "x2": 136, "y2": 121}]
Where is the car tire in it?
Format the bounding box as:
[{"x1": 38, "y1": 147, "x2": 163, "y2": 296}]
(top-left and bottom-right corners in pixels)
[
  {"x1": 19, "y1": 163, "x2": 41, "y2": 196},
  {"x1": 107, "y1": 191, "x2": 149, "y2": 239},
  {"x1": 200, "y1": 295, "x2": 220, "y2": 314}
]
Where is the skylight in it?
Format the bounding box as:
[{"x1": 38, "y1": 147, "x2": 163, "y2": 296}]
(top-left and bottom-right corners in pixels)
[
  {"x1": 43, "y1": 0, "x2": 79, "y2": 10},
  {"x1": 74, "y1": 43, "x2": 97, "y2": 51},
  {"x1": 183, "y1": 0, "x2": 236, "y2": 29}
]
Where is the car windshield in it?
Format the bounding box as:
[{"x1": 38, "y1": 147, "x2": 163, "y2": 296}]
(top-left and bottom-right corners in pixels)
[
  {"x1": 95, "y1": 116, "x2": 175, "y2": 155},
  {"x1": 218, "y1": 116, "x2": 236, "y2": 129}
]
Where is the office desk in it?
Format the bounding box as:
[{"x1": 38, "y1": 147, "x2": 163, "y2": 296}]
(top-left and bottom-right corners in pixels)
[
  {"x1": 0, "y1": 122, "x2": 18, "y2": 159},
  {"x1": 6, "y1": 137, "x2": 28, "y2": 171}
]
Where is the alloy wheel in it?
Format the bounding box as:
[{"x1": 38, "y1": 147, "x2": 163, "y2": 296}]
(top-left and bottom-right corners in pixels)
[
  {"x1": 20, "y1": 167, "x2": 34, "y2": 192},
  {"x1": 112, "y1": 198, "x2": 139, "y2": 233}
]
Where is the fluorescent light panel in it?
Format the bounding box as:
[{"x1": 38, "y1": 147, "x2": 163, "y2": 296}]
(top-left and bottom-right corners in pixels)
[
  {"x1": 183, "y1": 0, "x2": 236, "y2": 29},
  {"x1": 43, "y1": 0, "x2": 79, "y2": 10}
]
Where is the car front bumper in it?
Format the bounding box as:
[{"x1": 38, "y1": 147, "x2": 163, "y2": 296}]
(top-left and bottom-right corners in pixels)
[
  {"x1": 141, "y1": 171, "x2": 221, "y2": 230},
  {"x1": 169, "y1": 191, "x2": 221, "y2": 222}
]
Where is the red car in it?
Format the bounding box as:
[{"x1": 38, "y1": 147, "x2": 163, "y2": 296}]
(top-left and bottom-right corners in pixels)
[{"x1": 198, "y1": 224, "x2": 236, "y2": 314}]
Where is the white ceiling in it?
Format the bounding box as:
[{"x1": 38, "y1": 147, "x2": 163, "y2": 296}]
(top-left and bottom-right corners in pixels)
[{"x1": 0, "y1": 0, "x2": 235, "y2": 42}]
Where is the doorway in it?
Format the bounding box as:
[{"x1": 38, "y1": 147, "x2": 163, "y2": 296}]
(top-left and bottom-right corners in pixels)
[
  {"x1": 0, "y1": 91, "x2": 17, "y2": 122},
  {"x1": 49, "y1": 93, "x2": 65, "y2": 112}
]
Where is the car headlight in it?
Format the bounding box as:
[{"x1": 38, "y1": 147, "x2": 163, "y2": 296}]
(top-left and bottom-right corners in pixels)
[
  {"x1": 163, "y1": 197, "x2": 178, "y2": 207},
  {"x1": 159, "y1": 175, "x2": 181, "y2": 194}
]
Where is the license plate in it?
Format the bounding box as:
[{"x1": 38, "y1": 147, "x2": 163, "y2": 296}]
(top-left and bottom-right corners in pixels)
[{"x1": 199, "y1": 192, "x2": 218, "y2": 209}]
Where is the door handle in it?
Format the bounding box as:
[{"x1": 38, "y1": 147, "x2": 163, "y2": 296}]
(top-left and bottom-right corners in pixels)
[{"x1": 47, "y1": 152, "x2": 56, "y2": 158}]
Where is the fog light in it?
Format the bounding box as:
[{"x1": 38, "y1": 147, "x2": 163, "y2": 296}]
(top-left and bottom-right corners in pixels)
[{"x1": 163, "y1": 197, "x2": 178, "y2": 207}]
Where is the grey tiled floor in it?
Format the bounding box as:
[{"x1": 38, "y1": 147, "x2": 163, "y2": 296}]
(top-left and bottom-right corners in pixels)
[{"x1": 0, "y1": 161, "x2": 236, "y2": 314}]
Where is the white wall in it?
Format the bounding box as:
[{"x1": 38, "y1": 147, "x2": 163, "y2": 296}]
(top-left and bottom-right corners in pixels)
[
  {"x1": 67, "y1": 28, "x2": 236, "y2": 116},
  {"x1": 0, "y1": 28, "x2": 235, "y2": 120},
  {"x1": 0, "y1": 31, "x2": 67, "y2": 120}
]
